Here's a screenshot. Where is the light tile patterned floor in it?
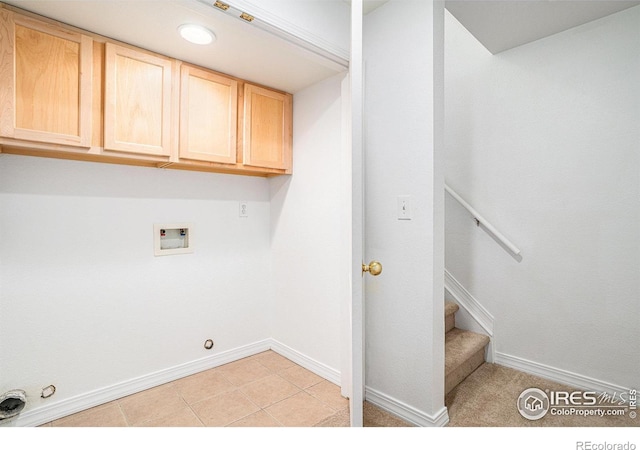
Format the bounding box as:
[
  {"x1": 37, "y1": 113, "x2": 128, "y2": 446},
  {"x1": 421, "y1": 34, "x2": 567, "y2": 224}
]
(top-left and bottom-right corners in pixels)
[{"x1": 40, "y1": 351, "x2": 348, "y2": 427}]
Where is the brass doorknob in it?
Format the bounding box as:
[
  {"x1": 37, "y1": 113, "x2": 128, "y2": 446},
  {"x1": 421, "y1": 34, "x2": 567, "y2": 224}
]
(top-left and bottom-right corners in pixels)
[{"x1": 362, "y1": 260, "x2": 382, "y2": 276}]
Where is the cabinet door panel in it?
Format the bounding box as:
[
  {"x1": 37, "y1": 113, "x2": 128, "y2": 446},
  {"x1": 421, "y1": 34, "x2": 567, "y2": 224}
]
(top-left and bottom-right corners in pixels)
[
  {"x1": 104, "y1": 43, "x2": 172, "y2": 156},
  {"x1": 179, "y1": 65, "x2": 237, "y2": 164},
  {"x1": 0, "y1": 11, "x2": 92, "y2": 147},
  {"x1": 242, "y1": 84, "x2": 291, "y2": 171}
]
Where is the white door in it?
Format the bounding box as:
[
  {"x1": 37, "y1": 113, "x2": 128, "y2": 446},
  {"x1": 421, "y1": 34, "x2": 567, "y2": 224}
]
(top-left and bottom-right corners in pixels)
[
  {"x1": 347, "y1": 0, "x2": 384, "y2": 427},
  {"x1": 348, "y1": 0, "x2": 365, "y2": 427}
]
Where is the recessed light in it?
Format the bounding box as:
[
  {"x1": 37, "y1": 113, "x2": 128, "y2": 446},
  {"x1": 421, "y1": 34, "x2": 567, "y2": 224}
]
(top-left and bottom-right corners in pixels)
[{"x1": 178, "y1": 24, "x2": 215, "y2": 45}]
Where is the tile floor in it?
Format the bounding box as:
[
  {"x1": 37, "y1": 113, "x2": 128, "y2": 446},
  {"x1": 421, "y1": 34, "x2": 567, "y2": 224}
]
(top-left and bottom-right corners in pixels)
[{"x1": 40, "y1": 351, "x2": 349, "y2": 427}]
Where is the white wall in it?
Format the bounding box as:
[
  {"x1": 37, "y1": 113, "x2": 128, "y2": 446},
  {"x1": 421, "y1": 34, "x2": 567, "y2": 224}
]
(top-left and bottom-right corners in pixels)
[
  {"x1": 0, "y1": 70, "x2": 351, "y2": 423},
  {"x1": 445, "y1": 6, "x2": 640, "y2": 388},
  {"x1": 0, "y1": 156, "x2": 272, "y2": 416},
  {"x1": 269, "y1": 72, "x2": 349, "y2": 377},
  {"x1": 0, "y1": 1, "x2": 351, "y2": 427},
  {"x1": 363, "y1": 0, "x2": 446, "y2": 423}
]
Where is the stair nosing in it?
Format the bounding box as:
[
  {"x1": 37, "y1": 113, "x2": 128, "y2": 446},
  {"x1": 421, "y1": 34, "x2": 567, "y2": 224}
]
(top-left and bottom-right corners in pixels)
[
  {"x1": 445, "y1": 301, "x2": 459, "y2": 317},
  {"x1": 445, "y1": 327, "x2": 490, "y2": 375}
]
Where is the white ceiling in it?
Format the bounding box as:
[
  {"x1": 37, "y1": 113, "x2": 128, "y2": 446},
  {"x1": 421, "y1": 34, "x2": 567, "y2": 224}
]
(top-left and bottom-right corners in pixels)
[
  {"x1": 351, "y1": 1, "x2": 640, "y2": 54},
  {"x1": 2, "y1": 0, "x2": 343, "y2": 93},
  {"x1": 5, "y1": 0, "x2": 638, "y2": 93},
  {"x1": 445, "y1": 0, "x2": 640, "y2": 54}
]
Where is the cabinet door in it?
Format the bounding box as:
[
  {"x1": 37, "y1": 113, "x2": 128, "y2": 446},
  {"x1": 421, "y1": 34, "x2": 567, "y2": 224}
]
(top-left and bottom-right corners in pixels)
[
  {"x1": 242, "y1": 84, "x2": 292, "y2": 171},
  {"x1": 104, "y1": 43, "x2": 173, "y2": 157},
  {"x1": 0, "y1": 11, "x2": 92, "y2": 147},
  {"x1": 179, "y1": 65, "x2": 237, "y2": 164}
]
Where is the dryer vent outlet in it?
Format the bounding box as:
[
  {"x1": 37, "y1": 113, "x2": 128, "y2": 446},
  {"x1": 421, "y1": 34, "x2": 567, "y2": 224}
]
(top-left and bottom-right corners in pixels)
[{"x1": 0, "y1": 390, "x2": 27, "y2": 420}]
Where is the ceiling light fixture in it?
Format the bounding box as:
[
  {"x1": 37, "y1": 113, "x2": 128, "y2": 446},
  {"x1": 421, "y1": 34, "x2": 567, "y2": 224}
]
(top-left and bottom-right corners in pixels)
[{"x1": 178, "y1": 24, "x2": 215, "y2": 45}]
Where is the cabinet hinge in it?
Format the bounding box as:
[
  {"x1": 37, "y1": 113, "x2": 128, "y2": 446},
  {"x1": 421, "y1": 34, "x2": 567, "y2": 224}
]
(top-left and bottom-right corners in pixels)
[
  {"x1": 239, "y1": 12, "x2": 255, "y2": 22},
  {"x1": 213, "y1": 1, "x2": 230, "y2": 11}
]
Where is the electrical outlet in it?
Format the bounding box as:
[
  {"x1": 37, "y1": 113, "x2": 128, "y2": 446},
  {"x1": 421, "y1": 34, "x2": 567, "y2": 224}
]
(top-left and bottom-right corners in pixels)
[
  {"x1": 397, "y1": 195, "x2": 412, "y2": 220},
  {"x1": 239, "y1": 201, "x2": 248, "y2": 218}
]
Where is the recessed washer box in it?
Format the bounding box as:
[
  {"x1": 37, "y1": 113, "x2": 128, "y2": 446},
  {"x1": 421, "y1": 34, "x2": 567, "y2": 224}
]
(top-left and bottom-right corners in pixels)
[{"x1": 154, "y1": 223, "x2": 193, "y2": 256}]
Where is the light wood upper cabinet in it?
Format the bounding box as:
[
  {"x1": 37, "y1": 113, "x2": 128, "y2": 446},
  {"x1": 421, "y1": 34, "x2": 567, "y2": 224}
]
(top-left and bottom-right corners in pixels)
[
  {"x1": 104, "y1": 42, "x2": 173, "y2": 157},
  {"x1": 179, "y1": 64, "x2": 237, "y2": 164},
  {"x1": 0, "y1": 5, "x2": 294, "y2": 177},
  {"x1": 242, "y1": 83, "x2": 292, "y2": 172},
  {"x1": 0, "y1": 10, "x2": 92, "y2": 147}
]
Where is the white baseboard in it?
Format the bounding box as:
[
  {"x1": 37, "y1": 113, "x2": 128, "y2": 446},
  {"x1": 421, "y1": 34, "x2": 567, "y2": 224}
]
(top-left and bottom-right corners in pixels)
[
  {"x1": 271, "y1": 340, "x2": 449, "y2": 427},
  {"x1": 5, "y1": 339, "x2": 272, "y2": 427},
  {"x1": 365, "y1": 386, "x2": 449, "y2": 427},
  {"x1": 495, "y1": 352, "x2": 632, "y2": 396},
  {"x1": 5, "y1": 337, "x2": 450, "y2": 429},
  {"x1": 271, "y1": 342, "x2": 450, "y2": 427},
  {"x1": 269, "y1": 340, "x2": 341, "y2": 386},
  {"x1": 272, "y1": 342, "x2": 451, "y2": 427}
]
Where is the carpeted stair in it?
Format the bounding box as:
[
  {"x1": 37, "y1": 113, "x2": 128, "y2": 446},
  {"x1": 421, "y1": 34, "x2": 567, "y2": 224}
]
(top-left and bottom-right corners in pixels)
[{"x1": 445, "y1": 301, "x2": 490, "y2": 395}]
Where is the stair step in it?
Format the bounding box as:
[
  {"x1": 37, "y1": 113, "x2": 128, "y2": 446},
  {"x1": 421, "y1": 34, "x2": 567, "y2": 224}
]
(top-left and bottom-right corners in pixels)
[
  {"x1": 445, "y1": 328, "x2": 490, "y2": 394},
  {"x1": 445, "y1": 301, "x2": 459, "y2": 333}
]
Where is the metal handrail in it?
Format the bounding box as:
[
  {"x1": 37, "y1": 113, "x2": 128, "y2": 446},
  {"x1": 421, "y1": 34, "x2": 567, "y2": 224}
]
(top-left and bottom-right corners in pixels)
[{"x1": 445, "y1": 183, "x2": 521, "y2": 257}]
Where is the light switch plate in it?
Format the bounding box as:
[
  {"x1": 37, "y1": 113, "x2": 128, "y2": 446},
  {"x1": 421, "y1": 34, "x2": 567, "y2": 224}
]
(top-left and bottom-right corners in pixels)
[{"x1": 397, "y1": 195, "x2": 412, "y2": 220}]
